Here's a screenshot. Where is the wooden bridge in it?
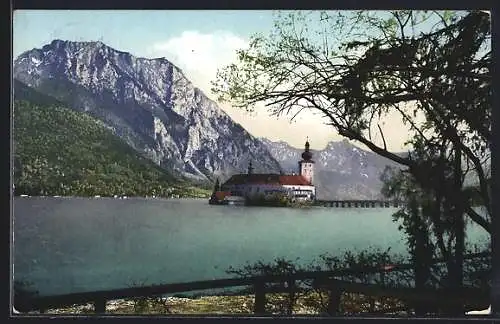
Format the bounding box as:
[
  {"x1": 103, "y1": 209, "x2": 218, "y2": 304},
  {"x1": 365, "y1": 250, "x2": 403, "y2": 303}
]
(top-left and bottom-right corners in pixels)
[
  {"x1": 314, "y1": 200, "x2": 400, "y2": 208},
  {"x1": 13, "y1": 252, "x2": 490, "y2": 315}
]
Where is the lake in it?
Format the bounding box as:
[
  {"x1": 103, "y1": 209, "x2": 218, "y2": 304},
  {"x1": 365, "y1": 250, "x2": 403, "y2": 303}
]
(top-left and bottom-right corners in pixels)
[{"x1": 12, "y1": 197, "x2": 490, "y2": 297}]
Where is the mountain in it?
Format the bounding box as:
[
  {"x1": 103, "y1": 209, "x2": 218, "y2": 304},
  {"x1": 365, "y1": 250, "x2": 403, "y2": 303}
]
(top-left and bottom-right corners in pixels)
[
  {"x1": 260, "y1": 138, "x2": 401, "y2": 199},
  {"x1": 13, "y1": 82, "x2": 209, "y2": 197},
  {"x1": 13, "y1": 40, "x2": 282, "y2": 182},
  {"x1": 13, "y1": 79, "x2": 65, "y2": 107}
]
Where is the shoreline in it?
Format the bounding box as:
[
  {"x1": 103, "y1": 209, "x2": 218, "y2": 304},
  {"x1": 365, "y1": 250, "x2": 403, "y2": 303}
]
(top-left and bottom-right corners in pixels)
[{"x1": 14, "y1": 195, "x2": 210, "y2": 200}]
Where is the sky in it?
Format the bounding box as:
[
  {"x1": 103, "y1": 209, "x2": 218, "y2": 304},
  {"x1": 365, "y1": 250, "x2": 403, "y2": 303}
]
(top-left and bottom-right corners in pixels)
[{"x1": 13, "y1": 10, "x2": 425, "y2": 151}]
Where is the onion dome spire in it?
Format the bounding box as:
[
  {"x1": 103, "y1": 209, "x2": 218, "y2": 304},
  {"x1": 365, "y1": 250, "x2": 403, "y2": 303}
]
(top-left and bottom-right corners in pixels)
[{"x1": 301, "y1": 137, "x2": 313, "y2": 161}]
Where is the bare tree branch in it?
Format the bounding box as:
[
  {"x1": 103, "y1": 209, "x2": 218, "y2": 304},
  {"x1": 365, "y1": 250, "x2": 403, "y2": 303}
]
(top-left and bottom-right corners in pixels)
[{"x1": 377, "y1": 124, "x2": 387, "y2": 151}]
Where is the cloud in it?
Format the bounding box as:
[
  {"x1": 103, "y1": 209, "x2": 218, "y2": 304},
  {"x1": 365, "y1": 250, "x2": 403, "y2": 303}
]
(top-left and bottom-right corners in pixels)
[{"x1": 148, "y1": 30, "x2": 248, "y2": 93}]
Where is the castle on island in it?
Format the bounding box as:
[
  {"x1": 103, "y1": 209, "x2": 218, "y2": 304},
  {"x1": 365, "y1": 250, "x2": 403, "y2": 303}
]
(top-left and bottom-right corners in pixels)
[{"x1": 210, "y1": 140, "x2": 316, "y2": 205}]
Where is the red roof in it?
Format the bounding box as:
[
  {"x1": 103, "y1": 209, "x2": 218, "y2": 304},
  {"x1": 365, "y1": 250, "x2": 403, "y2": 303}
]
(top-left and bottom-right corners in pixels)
[
  {"x1": 223, "y1": 174, "x2": 312, "y2": 186},
  {"x1": 224, "y1": 174, "x2": 280, "y2": 185},
  {"x1": 215, "y1": 191, "x2": 231, "y2": 200},
  {"x1": 278, "y1": 175, "x2": 312, "y2": 185}
]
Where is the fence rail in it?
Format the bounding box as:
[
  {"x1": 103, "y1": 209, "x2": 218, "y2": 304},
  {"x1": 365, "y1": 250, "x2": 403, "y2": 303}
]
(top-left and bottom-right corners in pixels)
[{"x1": 15, "y1": 252, "x2": 490, "y2": 315}]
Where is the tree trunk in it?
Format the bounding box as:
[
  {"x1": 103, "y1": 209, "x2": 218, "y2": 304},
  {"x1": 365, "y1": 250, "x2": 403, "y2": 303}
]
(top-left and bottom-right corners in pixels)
[
  {"x1": 453, "y1": 149, "x2": 465, "y2": 315},
  {"x1": 444, "y1": 149, "x2": 465, "y2": 316},
  {"x1": 413, "y1": 204, "x2": 433, "y2": 315}
]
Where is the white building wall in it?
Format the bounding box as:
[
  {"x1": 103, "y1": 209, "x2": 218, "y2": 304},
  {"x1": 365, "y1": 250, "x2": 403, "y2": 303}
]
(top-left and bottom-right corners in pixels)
[
  {"x1": 282, "y1": 184, "x2": 315, "y2": 199},
  {"x1": 222, "y1": 183, "x2": 315, "y2": 200}
]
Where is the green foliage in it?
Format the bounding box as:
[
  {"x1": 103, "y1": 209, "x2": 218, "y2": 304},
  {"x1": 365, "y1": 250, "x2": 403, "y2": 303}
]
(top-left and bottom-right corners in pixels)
[
  {"x1": 225, "y1": 245, "x2": 490, "y2": 315},
  {"x1": 380, "y1": 164, "x2": 492, "y2": 310},
  {"x1": 244, "y1": 192, "x2": 313, "y2": 208},
  {"x1": 226, "y1": 248, "x2": 408, "y2": 314},
  {"x1": 13, "y1": 99, "x2": 209, "y2": 198},
  {"x1": 129, "y1": 295, "x2": 172, "y2": 314},
  {"x1": 239, "y1": 249, "x2": 376, "y2": 289},
  {"x1": 226, "y1": 257, "x2": 304, "y2": 278},
  {"x1": 245, "y1": 193, "x2": 290, "y2": 207}
]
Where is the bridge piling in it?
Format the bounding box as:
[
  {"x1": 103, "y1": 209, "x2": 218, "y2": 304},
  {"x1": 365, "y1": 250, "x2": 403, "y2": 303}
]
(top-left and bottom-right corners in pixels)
[{"x1": 316, "y1": 200, "x2": 399, "y2": 208}]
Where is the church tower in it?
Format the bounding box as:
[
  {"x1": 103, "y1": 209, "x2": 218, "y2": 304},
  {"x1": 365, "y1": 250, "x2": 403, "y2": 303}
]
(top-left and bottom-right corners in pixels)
[{"x1": 298, "y1": 138, "x2": 314, "y2": 184}]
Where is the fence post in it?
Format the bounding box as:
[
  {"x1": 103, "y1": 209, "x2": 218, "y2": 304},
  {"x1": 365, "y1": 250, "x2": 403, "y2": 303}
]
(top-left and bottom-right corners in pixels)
[
  {"x1": 370, "y1": 298, "x2": 376, "y2": 312},
  {"x1": 286, "y1": 279, "x2": 296, "y2": 315},
  {"x1": 94, "y1": 297, "x2": 106, "y2": 314},
  {"x1": 254, "y1": 281, "x2": 266, "y2": 314},
  {"x1": 327, "y1": 283, "x2": 342, "y2": 316}
]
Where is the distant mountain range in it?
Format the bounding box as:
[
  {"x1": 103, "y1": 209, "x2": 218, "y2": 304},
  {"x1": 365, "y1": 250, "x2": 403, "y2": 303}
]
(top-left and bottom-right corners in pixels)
[{"x1": 13, "y1": 39, "x2": 401, "y2": 199}]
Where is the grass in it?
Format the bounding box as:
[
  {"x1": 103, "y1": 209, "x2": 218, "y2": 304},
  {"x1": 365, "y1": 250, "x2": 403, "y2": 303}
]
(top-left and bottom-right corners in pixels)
[{"x1": 25, "y1": 292, "x2": 407, "y2": 316}]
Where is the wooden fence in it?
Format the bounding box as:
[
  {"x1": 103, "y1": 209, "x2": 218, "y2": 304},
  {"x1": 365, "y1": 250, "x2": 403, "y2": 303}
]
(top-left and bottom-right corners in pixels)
[{"x1": 14, "y1": 252, "x2": 490, "y2": 315}]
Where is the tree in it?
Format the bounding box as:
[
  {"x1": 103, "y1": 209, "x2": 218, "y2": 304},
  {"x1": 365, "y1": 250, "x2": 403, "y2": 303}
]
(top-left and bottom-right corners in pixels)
[
  {"x1": 213, "y1": 10, "x2": 490, "y2": 231},
  {"x1": 213, "y1": 10, "x2": 491, "y2": 315},
  {"x1": 213, "y1": 178, "x2": 221, "y2": 193},
  {"x1": 381, "y1": 165, "x2": 456, "y2": 314}
]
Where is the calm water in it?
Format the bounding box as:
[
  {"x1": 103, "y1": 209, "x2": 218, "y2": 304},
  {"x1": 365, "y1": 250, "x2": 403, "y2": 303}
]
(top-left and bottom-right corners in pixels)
[{"x1": 13, "y1": 197, "x2": 489, "y2": 297}]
